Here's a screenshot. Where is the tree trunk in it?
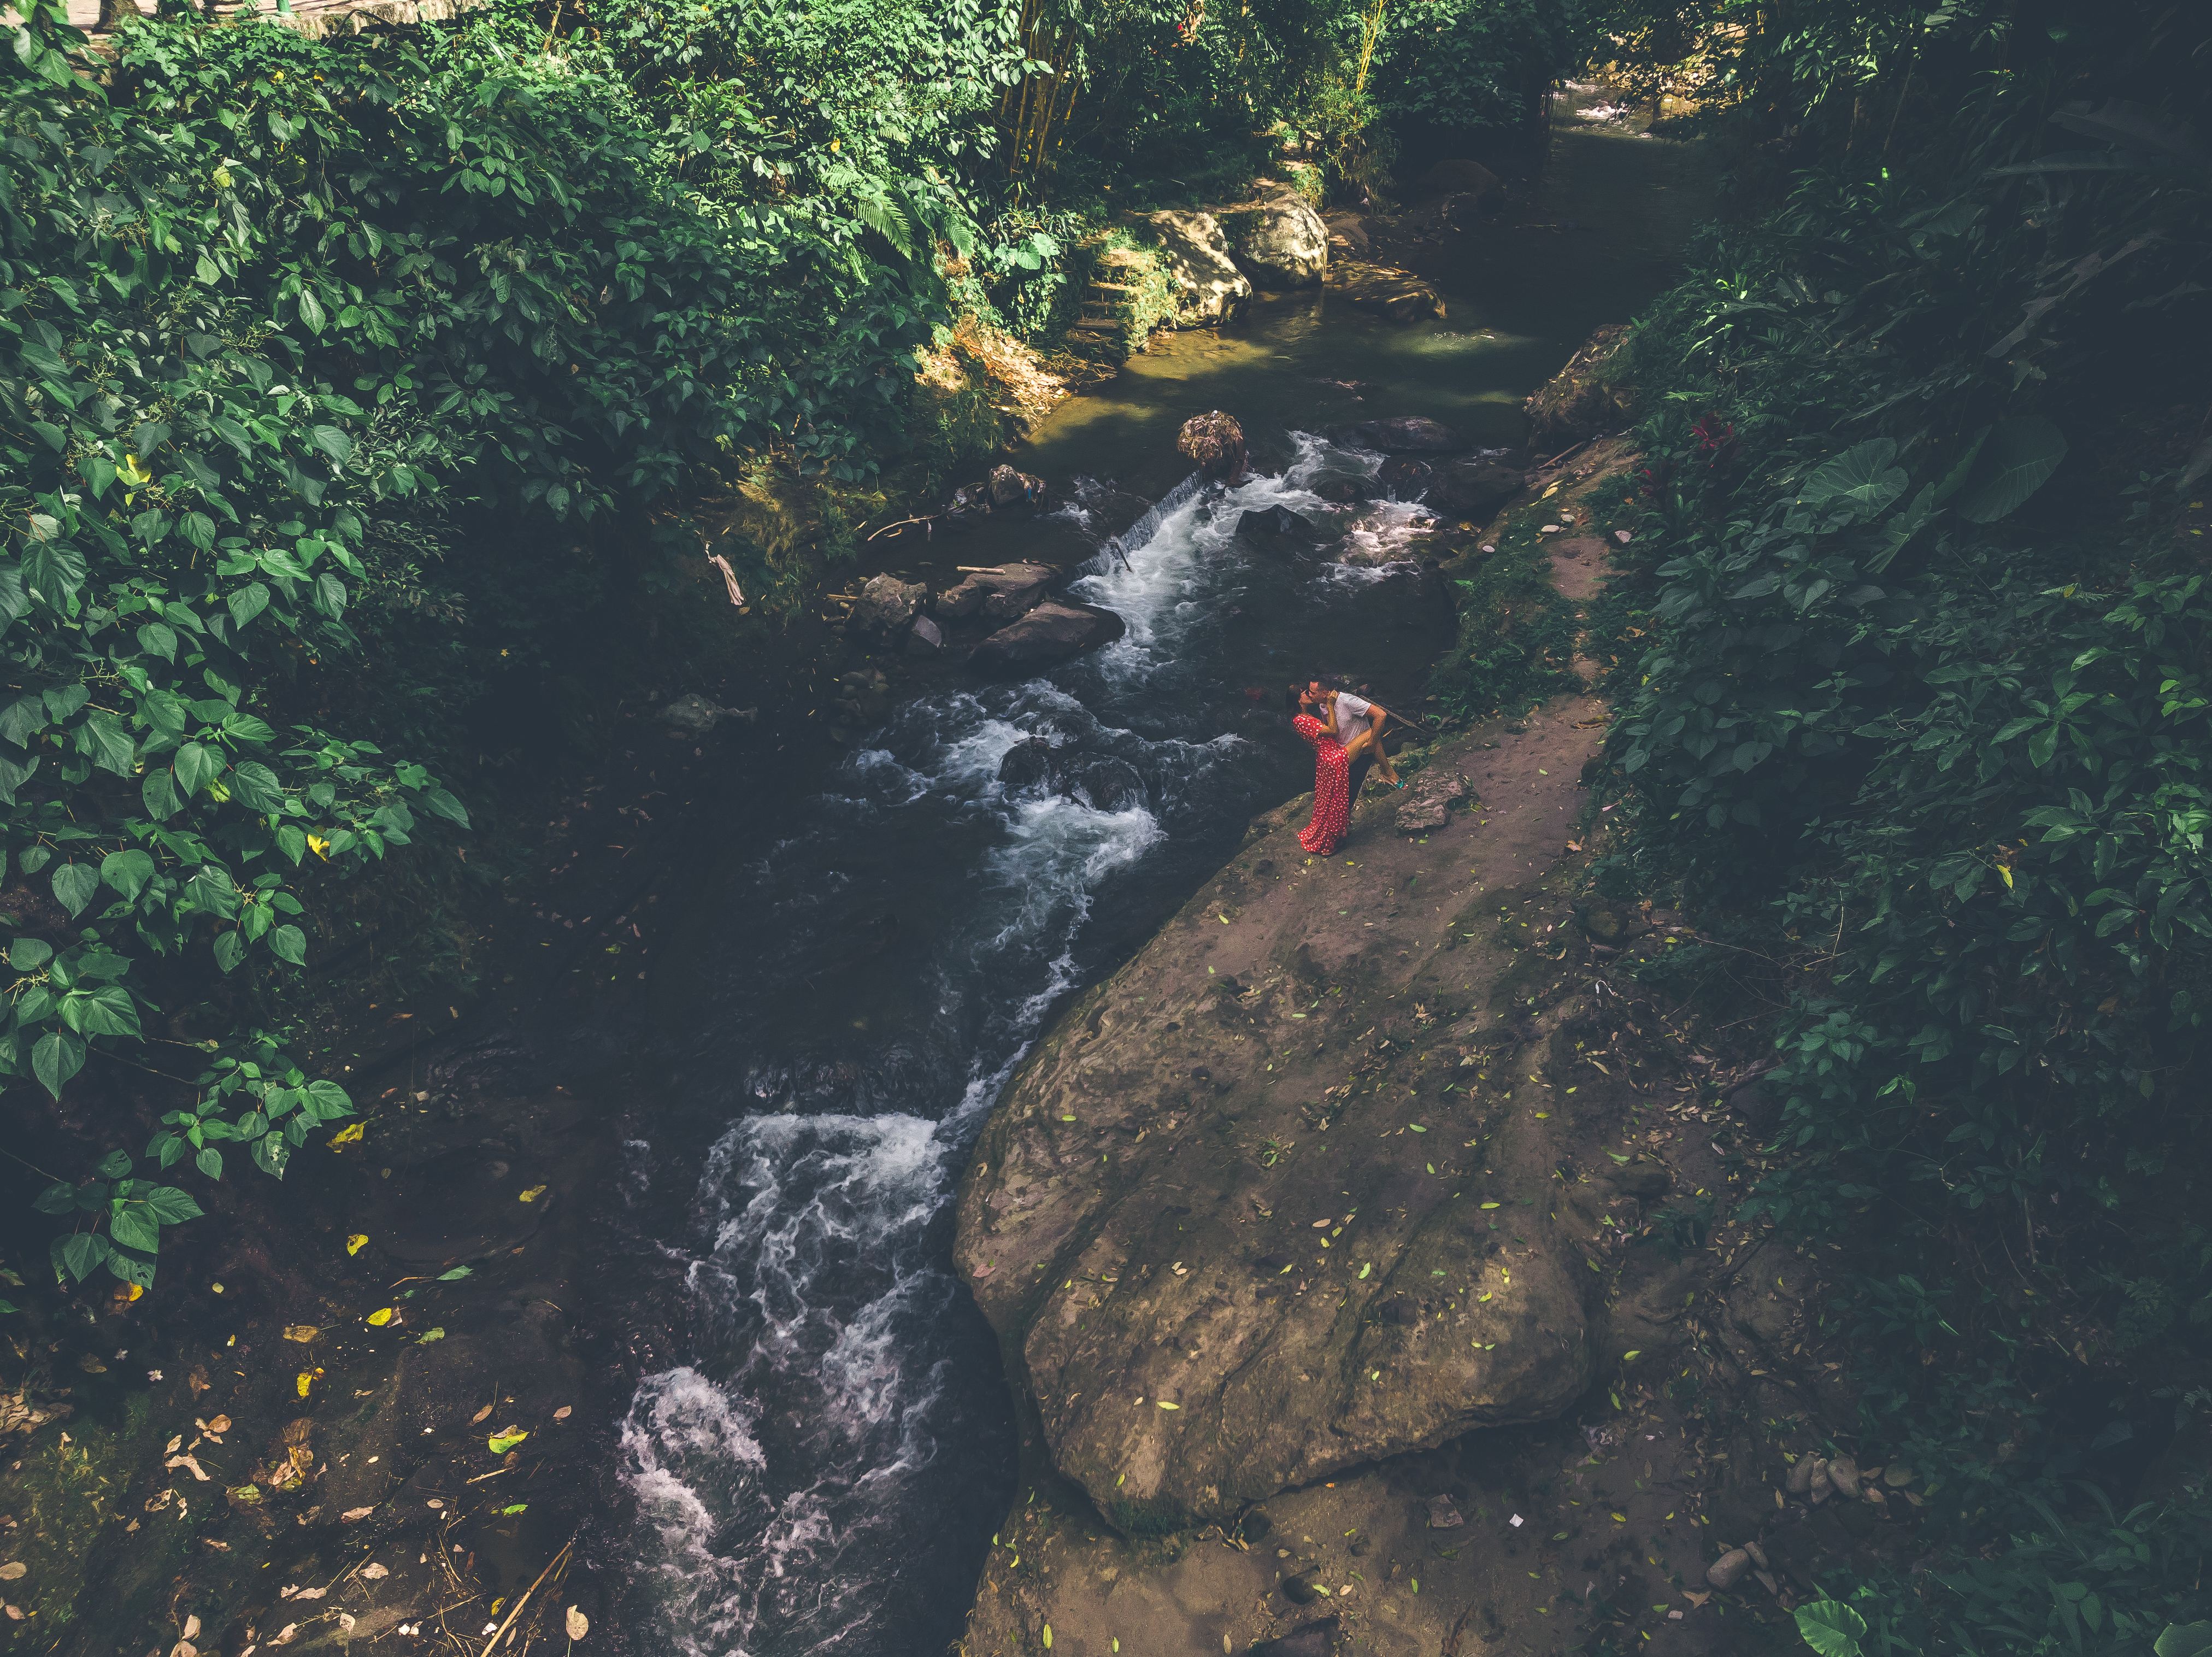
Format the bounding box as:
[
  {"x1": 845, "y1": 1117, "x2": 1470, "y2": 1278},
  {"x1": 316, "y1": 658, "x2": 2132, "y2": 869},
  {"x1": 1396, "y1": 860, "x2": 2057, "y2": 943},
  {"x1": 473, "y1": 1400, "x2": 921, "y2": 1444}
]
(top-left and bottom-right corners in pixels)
[{"x1": 96, "y1": 0, "x2": 139, "y2": 31}]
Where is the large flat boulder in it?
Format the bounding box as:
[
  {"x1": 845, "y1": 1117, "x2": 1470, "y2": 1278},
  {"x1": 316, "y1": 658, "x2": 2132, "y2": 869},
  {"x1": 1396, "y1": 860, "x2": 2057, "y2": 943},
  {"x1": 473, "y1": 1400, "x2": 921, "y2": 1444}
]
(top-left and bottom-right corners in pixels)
[
  {"x1": 1343, "y1": 415, "x2": 1466, "y2": 454},
  {"x1": 934, "y1": 561, "x2": 1058, "y2": 622},
  {"x1": 849, "y1": 572, "x2": 926, "y2": 639},
  {"x1": 1216, "y1": 195, "x2": 1329, "y2": 287},
  {"x1": 969, "y1": 601, "x2": 1126, "y2": 673},
  {"x1": 954, "y1": 718, "x2": 1610, "y2": 1529},
  {"x1": 1144, "y1": 211, "x2": 1253, "y2": 326},
  {"x1": 1323, "y1": 260, "x2": 1444, "y2": 323}
]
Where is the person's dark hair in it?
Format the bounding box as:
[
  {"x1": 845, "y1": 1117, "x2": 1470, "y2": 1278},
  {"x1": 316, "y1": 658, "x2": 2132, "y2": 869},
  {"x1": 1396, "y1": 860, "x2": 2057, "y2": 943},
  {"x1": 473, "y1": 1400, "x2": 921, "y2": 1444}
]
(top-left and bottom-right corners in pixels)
[
  {"x1": 1313, "y1": 673, "x2": 1345, "y2": 692},
  {"x1": 1284, "y1": 684, "x2": 1304, "y2": 715}
]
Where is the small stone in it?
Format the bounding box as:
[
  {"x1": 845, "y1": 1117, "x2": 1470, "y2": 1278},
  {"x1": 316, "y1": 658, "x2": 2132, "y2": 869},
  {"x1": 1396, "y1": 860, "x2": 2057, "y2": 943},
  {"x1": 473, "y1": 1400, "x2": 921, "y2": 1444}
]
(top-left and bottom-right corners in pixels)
[
  {"x1": 1809, "y1": 1462, "x2": 1833, "y2": 1505},
  {"x1": 1704, "y1": 1548, "x2": 1751, "y2": 1590},
  {"x1": 0, "y1": 1564, "x2": 23, "y2": 1582},
  {"x1": 1827, "y1": 1455, "x2": 1862, "y2": 1499},
  {"x1": 1744, "y1": 1541, "x2": 1768, "y2": 1570},
  {"x1": 1786, "y1": 1455, "x2": 1817, "y2": 1496},
  {"x1": 907, "y1": 615, "x2": 944, "y2": 655},
  {"x1": 1282, "y1": 1574, "x2": 1325, "y2": 1605},
  {"x1": 1425, "y1": 1494, "x2": 1464, "y2": 1530},
  {"x1": 1885, "y1": 1464, "x2": 1916, "y2": 1487}
]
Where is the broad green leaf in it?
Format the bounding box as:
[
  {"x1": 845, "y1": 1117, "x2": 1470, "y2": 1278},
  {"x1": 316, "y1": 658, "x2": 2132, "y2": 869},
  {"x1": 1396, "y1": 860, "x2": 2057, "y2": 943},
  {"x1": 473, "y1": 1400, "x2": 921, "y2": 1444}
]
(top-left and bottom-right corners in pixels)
[
  {"x1": 227, "y1": 583, "x2": 271, "y2": 630},
  {"x1": 1798, "y1": 439, "x2": 1907, "y2": 519},
  {"x1": 8, "y1": 937, "x2": 54, "y2": 970},
  {"x1": 1952, "y1": 416, "x2": 2068, "y2": 524},
  {"x1": 52, "y1": 862, "x2": 99, "y2": 916},
  {"x1": 174, "y1": 741, "x2": 216, "y2": 798},
  {"x1": 52, "y1": 1231, "x2": 112, "y2": 1283},
  {"x1": 144, "y1": 1186, "x2": 204, "y2": 1225},
  {"x1": 102, "y1": 849, "x2": 155, "y2": 901},
  {"x1": 1793, "y1": 1600, "x2": 1867, "y2": 1657},
  {"x1": 109, "y1": 1200, "x2": 161, "y2": 1253},
  {"x1": 269, "y1": 925, "x2": 308, "y2": 965},
  {"x1": 33, "y1": 1029, "x2": 85, "y2": 1097},
  {"x1": 137, "y1": 621, "x2": 178, "y2": 660}
]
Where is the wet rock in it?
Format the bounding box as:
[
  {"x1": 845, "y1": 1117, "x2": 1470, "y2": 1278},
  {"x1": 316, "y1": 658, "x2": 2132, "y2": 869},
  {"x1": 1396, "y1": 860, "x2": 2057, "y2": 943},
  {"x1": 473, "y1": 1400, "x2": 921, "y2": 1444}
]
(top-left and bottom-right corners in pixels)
[
  {"x1": 1324, "y1": 260, "x2": 1445, "y2": 323},
  {"x1": 1827, "y1": 1455, "x2": 1862, "y2": 1500},
  {"x1": 1727, "y1": 1072, "x2": 1783, "y2": 1132},
  {"x1": 1238, "y1": 504, "x2": 1312, "y2": 542},
  {"x1": 997, "y1": 738, "x2": 1061, "y2": 794},
  {"x1": 1252, "y1": 1618, "x2": 1340, "y2": 1657},
  {"x1": 849, "y1": 573, "x2": 928, "y2": 639},
  {"x1": 1217, "y1": 195, "x2": 1329, "y2": 287},
  {"x1": 970, "y1": 602, "x2": 1126, "y2": 674},
  {"x1": 1322, "y1": 211, "x2": 1369, "y2": 257},
  {"x1": 934, "y1": 562, "x2": 1057, "y2": 622},
  {"x1": 1524, "y1": 324, "x2": 1635, "y2": 451},
  {"x1": 1064, "y1": 756, "x2": 1147, "y2": 812},
  {"x1": 1428, "y1": 457, "x2": 1526, "y2": 518},
  {"x1": 1406, "y1": 157, "x2": 1503, "y2": 202},
  {"x1": 1574, "y1": 903, "x2": 1650, "y2": 945},
  {"x1": 1179, "y1": 410, "x2": 1249, "y2": 481},
  {"x1": 1705, "y1": 1547, "x2": 1751, "y2": 1590},
  {"x1": 1601, "y1": 1157, "x2": 1670, "y2": 1200},
  {"x1": 988, "y1": 465, "x2": 1044, "y2": 508},
  {"x1": 1343, "y1": 416, "x2": 1466, "y2": 454},
  {"x1": 1145, "y1": 210, "x2": 1252, "y2": 326},
  {"x1": 1281, "y1": 1574, "x2": 1325, "y2": 1605},
  {"x1": 1401, "y1": 193, "x2": 1487, "y2": 238},
  {"x1": 1425, "y1": 1493, "x2": 1464, "y2": 1530},
  {"x1": 1395, "y1": 772, "x2": 1467, "y2": 833},
  {"x1": 1810, "y1": 1462, "x2": 1834, "y2": 1504},
  {"x1": 658, "y1": 693, "x2": 743, "y2": 736},
  {"x1": 907, "y1": 615, "x2": 945, "y2": 656},
  {"x1": 1786, "y1": 1455, "x2": 1819, "y2": 1496},
  {"x1": 1744, "y1": 1540, "x2": 1770, "y2": 1570}
]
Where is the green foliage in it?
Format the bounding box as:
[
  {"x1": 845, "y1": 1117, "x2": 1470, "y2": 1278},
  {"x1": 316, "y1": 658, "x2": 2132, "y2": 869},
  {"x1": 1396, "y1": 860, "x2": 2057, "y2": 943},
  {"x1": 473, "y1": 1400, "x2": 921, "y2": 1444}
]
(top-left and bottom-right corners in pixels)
[
  {"x1": 1373, "y1": 0, "x2": 1595, "y2": 146},
  {"x1": 1431, "y1": 530, "x2": 1580, "y2": 718},
  {"x1": 1599, "y1": 0, "x2": 2212, "y2": 1646},
  {"x1": 0, "y1": 0, "x2": 995, "y2": 1277}
]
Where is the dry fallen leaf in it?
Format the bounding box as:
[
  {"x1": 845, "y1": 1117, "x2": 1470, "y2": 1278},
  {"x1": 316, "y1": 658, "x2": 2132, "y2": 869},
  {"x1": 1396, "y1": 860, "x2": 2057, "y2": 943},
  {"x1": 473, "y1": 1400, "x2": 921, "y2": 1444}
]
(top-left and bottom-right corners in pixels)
[
  {"x1": 470, "y1": 1404, "x2": 495, "y2": 1426},
  {"x1": 164, "y1": 1454, "x2": 211, "y2": 1483},
  {"x1": 167, "y1": 1641, "x2": 196, "y2": 1657},
  {"x1": 566, "y1": 1606, "x2": 590, "y2": 1640},
  {"x1": 182, "y1": 1614, "x2": 202, "y2": 1640},
  {"x1": 552, "y1": 1406, "x2": 573, "y2": 1422},
  {"x1": 166, "y1": 1434, "x2": 183, "y2": 1453},
  {"x1": 209, "y1": 1414, "x2": 232, "y2": 1435},
  {"x1": 346, "y1": 1234, "x2": 368, "y2": 1255},
  {"x1": 290, "y1": 1587, "x2": 327, "y2": 1602},
  {"x1": 270, "y1": 1624, "x2": 298, "y2": 1646},
  {"x1": 341, "y1": 1506, "x2": 374, "y2": 1523},
  {"x1": 0, "y1": 1564, "x2": 23, "y2": 1583},
  {"x1": 517, "y1": 1185, "x2": 547, "y2": 1203},
  {"x1": 283, "y1": 1326, "x2": 319, "y2": 1343},
  {"x1": 361, "y1": 1563, "x2": 389, "y2": 1580}
]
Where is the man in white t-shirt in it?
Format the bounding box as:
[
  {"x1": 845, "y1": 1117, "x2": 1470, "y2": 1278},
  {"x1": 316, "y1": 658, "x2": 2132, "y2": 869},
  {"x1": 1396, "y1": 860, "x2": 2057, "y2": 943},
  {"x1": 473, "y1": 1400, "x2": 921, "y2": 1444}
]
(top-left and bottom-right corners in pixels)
[{"x1": 1309, "y1": 678, "x2": 1392, "y2": 802}]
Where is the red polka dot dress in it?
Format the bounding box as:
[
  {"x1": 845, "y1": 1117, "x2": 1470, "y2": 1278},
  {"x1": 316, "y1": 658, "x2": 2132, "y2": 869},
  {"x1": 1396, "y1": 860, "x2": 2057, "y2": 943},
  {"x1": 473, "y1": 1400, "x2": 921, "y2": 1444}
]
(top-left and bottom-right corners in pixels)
[{"x1": 1295, "y1": 713, "x2": 1351, "y2": 855}]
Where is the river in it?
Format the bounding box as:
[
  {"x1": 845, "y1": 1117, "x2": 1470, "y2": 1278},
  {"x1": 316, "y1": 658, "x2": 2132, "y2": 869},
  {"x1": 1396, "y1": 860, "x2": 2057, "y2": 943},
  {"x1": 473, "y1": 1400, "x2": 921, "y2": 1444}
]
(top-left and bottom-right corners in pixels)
[{"x1": 577, "y1": 97, "x2": 1710, "y2": 1657}]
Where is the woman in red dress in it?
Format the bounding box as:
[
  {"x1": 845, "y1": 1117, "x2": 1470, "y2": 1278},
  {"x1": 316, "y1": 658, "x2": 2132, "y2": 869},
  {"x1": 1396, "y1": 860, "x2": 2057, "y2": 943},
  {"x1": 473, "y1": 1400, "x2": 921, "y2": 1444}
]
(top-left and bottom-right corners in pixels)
[{"x1": 1290, "y1": 686, "x2": 1352, "y2": 855}]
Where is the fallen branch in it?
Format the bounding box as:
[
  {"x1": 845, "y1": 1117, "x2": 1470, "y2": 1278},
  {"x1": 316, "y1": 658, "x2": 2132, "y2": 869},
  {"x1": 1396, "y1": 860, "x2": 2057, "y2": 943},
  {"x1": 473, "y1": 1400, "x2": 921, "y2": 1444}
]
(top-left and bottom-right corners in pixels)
[{"x1": 475, "y1": 1535, "x2": 574, "y2": 1657}]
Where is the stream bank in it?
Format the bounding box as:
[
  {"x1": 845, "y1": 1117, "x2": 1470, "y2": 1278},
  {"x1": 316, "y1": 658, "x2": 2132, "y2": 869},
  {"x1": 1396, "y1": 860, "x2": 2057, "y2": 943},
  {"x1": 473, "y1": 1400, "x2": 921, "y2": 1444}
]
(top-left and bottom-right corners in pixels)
[{"x1": 0, "y1": 87, "x2": 1717, "y2": 1657}]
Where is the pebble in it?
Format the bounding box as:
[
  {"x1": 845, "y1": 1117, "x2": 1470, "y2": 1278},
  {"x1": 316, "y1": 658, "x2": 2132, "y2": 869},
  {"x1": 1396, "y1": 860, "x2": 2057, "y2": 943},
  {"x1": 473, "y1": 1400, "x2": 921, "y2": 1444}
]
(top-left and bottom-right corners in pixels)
[
  {"x1": 1786, "y1": 1455, "x2": 1817, "y2": 1495},
  {"x1": 1827, "y1": 1455, "x2": 1862, "y2": 1499},
  {"x1": 1425, "y1": 1494, "x2": 1463, "y2": 1530},
  {"x1": 1809, "y1": 1463, "x2": 1833, "y2": 1505},
  {"x1": 1705, "y1": 1548, "x2": 1751, "y2": 1590}
]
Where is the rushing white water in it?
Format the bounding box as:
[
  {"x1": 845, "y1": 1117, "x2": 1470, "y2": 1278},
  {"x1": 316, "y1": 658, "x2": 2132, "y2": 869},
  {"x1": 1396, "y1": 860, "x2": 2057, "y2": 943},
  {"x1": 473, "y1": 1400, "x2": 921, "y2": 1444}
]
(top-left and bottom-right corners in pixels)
[{"x1": 615, "y1": 434, "x2": 1423, "y2": 1656}]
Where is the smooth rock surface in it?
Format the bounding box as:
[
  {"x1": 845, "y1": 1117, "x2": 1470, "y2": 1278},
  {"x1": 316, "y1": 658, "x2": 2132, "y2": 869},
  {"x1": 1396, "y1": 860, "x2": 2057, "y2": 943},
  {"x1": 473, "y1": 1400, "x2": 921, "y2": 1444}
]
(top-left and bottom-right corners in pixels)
[
  {"x1": 969, "y1": 601, "x2": 1126, "y2": 673},
  {"x1": 1344, "y1": 416, "x2": 1466, "y2": 454},
  {"x1": 1217, "y1": 195, "x2": 1329, "y2": 287},
  {"x1": 1428, "y1": 456, "x2": 1526, "y2": 518},
  {"x1": 954, "y1": 719, "x2": 1610, "y2": 1528},
  {"x1": 934, "y1": 561, "x2": 1057, "y2": 622},
  {"x1": 1323, "y1": 260, "x2": 1445, "y2": 323},
  {"x1": 1405, "y1": 157, "x2": 1503, "y2": 202},
  {"x1": 1145, "y1": 210, "x2": 1254, "y2": 325},
  {"x1": 1395, "y1": 771, "x2": 1467, "y2": 832}
]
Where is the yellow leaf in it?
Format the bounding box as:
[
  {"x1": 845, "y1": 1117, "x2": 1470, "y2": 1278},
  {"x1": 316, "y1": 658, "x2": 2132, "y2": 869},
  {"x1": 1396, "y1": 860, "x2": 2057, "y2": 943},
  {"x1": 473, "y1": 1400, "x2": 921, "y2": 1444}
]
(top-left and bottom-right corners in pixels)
[
  {"x1": 487, "y1": 1429, "x2": 529, "y2": 1454},
  {"x1": 365, "y1": 1308, "x2": 395, "y2": 1326},
  {"x1": 1042, "y1": 1626, "x2": 1052, "y2": 1650},
  {"x1": 125, "y1": 1282, "x2": 144, "y2": 1301},
  {"x1": 328, "y1": 1122, "x2": 365, "y2": 1148},
  {"x1": 1156, "y1": 1400, "x2": 1180, "y2": 1410},
  {"x1": 307, "y1": 834, "x2": 331, "y2": 860},
  {"x1": 345, "y1": 1234, "x2": 368, "y2": 1255},
  {"x1": 1997, "y1": 863, "x2": 2014, "y2": 889},
  {"x1": 295, "y1": 1371, "x2": 314, "y2": 1397},
  {"x1": 518, "y1": 1185, "x2": 547, "y2": 1203}
]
